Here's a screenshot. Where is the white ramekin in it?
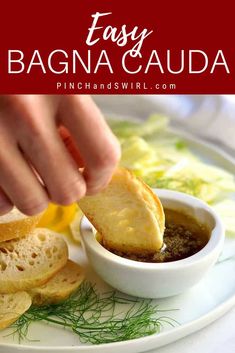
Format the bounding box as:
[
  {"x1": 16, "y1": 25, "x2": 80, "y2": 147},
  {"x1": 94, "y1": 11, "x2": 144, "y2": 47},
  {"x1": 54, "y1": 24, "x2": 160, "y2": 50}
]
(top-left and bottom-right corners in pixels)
[{"x1": 80, "y1": 189, "x2": 225, "y2": 298}]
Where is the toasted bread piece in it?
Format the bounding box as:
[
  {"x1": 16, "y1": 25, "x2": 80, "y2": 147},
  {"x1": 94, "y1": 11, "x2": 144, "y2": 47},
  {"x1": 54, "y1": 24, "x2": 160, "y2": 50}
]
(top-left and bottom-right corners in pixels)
[
  {"x1": 0, "y1": 228, "x2": 68, "y2": 293},
  {"x1": 29, "y1": 260, "x2": 85, "y2": 305},
  {"x1": 78, "y1": 168, "x2": 165, "y2": 255},
  {"x1": 0, "y1": 207, "x2": 41, "y2": 242},
  {"x1": 69, "y1": 209, "x2": 83, "y2": 244},
  {"x1": 0, "y1": 292, "x2": 32, "y2": 330}
]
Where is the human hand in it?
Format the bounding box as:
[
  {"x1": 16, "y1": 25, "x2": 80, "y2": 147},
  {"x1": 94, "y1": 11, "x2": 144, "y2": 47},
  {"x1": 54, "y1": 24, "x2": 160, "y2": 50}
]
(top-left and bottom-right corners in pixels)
[{"x1": 0, "y1": 95, "x2": 120, "y2": 215}]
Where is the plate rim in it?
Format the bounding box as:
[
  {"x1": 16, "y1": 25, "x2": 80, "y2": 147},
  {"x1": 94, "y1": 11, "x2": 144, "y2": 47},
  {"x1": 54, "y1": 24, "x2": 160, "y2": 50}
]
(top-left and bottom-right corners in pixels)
[
  {"x1": 2, "y1": 269, "x2": 235, "y2": 352},
  {"x1": 169, "y1": 126, "x2": 235, "y2": 168}
]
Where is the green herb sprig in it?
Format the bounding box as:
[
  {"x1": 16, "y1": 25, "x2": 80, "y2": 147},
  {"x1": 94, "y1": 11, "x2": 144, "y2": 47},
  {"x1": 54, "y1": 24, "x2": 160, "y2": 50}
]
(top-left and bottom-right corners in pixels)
[{"x1": 9, "y1": 282, "x2": 178, "y2": 344}]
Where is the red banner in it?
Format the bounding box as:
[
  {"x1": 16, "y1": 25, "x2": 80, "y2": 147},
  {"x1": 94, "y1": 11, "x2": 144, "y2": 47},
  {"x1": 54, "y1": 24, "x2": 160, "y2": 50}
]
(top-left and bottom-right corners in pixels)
[{"x1": 0, "y1": 0, "x2": 234, "y2": 94}]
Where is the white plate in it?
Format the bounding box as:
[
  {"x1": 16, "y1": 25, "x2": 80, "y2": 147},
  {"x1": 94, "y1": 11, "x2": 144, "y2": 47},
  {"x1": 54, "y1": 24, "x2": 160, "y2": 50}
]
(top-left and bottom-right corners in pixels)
[{"x1": 0, "y1": 130, "x2": 235, "y2": 353}]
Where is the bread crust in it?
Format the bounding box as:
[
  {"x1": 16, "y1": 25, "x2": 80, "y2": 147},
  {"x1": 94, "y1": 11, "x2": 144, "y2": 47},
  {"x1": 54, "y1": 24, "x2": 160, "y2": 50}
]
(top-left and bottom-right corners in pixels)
[
  {"x1": 0, "y1": 208, "x2": 42, "y2": 242},
  {"x1": 29, "y1": 260, "x2": 85, "y2": 305}
]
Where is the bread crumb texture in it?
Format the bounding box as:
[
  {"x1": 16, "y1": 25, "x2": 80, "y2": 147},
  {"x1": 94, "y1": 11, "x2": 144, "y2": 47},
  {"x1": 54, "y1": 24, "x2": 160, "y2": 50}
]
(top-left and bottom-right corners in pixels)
[
  {"x1": 0, "y1": 291, "x2": 32, "y2": 329},
  {"x1": 29, "y1": 260, "x2": 85, "y2": 305},
  {"x1": 0, "y1": 228, "x2": 68, "y2": 293}
]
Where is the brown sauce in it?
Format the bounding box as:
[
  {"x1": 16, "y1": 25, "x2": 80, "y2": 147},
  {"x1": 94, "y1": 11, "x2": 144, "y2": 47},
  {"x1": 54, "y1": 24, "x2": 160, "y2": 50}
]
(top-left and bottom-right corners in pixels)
[{"x1": 102, "y1": 209, "x2": 209, "y2": 263}]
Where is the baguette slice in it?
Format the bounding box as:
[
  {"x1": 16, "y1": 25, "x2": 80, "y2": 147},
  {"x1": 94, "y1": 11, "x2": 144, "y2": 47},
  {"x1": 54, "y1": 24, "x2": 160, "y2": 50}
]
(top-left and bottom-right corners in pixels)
[
  {"x1": 78, "y1": 168, "x2": 165, "y2": 255},
  {"x1": 0, "y1": 228, "x2": 68, "y2": 293},
  {"x1": 0, "y1": 207, "x2": 41, "y2": 242},
  {"x1": 0, "y1": 292, "x2": 32, "y2": 330},
  {"x1": 69, "y1": 209, "x2": 83, "y2": 243},
  {"x1": 29, "y1": 260, "x2": 85, "y2": 305}
]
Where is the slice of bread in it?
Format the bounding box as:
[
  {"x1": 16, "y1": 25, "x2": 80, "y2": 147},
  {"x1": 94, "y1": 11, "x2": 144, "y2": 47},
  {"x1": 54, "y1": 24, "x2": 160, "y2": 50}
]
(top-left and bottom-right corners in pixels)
[
  {"x1": 0, "y1": 207, "x2": 41, "y2": 242},
  {"x1": 0, "y1": 228, "x2": 68, "y2": 293},
  {"x1": 29, "y1": 260, "x2": 85, "y2": 305},
  {"x1": 0, "y1": 292, "x2": 32, "y2": 330},
  {"x1": 78, "y1": 168, "x2": 165, "y2": 255},
  {"x1": 69, "y1": 209, "x2": 83, "y2": 243}
]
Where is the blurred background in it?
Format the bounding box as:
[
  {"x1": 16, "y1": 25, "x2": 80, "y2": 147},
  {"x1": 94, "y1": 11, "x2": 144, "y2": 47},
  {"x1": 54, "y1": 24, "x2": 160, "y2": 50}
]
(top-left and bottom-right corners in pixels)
[{"x1": 94, "y1": 95, "x2": 235, "y2": 156}]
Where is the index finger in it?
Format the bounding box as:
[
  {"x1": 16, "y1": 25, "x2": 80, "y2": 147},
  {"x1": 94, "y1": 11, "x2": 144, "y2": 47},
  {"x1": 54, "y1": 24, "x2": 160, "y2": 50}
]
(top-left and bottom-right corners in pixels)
[{"x1": 58, "y1": 95, "x2": 121, "y2": 194}]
